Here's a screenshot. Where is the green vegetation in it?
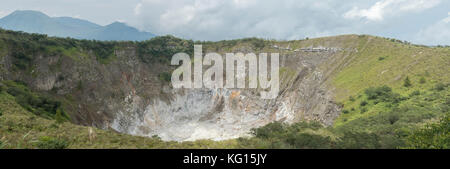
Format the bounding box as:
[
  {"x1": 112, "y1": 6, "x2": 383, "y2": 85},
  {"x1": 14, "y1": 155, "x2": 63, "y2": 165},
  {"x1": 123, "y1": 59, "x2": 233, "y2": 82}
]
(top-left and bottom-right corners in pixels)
[
  {"x1": 158, "y1": 72, "x2": 172, "y2": 83},
  {"x1": 435, "y1": 83, "x2": 447, "y2": 91},
  {"x1": 78, "y1": 40, "x2": 118, "y2": 64},
  {"x1": 405, "y1": 114, "x2": 449, "y2": 149},
  {"x1": 199, "y1": 37, "x2": 270, "y2": 53},
  {"x1": 237, "y1": 84, "x2": 449, "y2": 149},
  {"x1": 329, "y1": 35, "x2": 449, "y2": 149},
  {"x1": 334, "y1": 83, "x2": 448, "y2": 148},
  {"x1": 342, "y1": 109, "x2": 349, "y2": 114},
  {"x1": 364, "y1": 85, "x2": 404, "y2": 104},
  {"x1": 137, "y1": 35, "x2": 193, "y2": 64},
  {"x1": 35, "y1": 136, "x2": 69, "y2": 149},
  {"x1": 0, "y1": 29, "x2": 120, "y2": 66},
  {"x1": 0, "y1": 29, "x2": 448, "y2": 149},
  {"x1": 2, "y1": 80, "x2": 70, "y2": 121},
  {"x1": 349, "y1": 96, "x2": 355, "y2": 102},
  {"x1": 404, "y1": 76, "x2": 412, "y2": 87},
  {"x1": 332, "y1": 35, "x2": 450, "y2": 102},
  {"x1": 419, "y1": 77, "x2": 426, "y2": 84},
  {"x1": 236, "y1": 122, "x2": 334, "y2": 149}
]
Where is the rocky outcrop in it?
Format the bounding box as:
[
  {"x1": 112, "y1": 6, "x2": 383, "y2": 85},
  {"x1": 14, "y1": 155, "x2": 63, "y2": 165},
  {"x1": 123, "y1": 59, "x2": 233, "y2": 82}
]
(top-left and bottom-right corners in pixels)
[{"x1": 108, "y1": 44, "x2": 346, "y2": 141}]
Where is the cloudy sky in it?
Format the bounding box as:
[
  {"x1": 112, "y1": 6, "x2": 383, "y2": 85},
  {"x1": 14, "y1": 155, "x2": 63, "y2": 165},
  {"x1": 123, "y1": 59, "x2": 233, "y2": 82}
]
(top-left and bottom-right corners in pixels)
[{"x1": 1, "y1": 0, "x2": 449, "y2": 45}]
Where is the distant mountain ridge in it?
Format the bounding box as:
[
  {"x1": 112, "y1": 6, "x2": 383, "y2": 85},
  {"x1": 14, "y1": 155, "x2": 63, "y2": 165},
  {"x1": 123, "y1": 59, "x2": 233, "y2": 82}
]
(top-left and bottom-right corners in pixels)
[{"x1": 0, "y1": 10, "x2": 155, "y2": 41}]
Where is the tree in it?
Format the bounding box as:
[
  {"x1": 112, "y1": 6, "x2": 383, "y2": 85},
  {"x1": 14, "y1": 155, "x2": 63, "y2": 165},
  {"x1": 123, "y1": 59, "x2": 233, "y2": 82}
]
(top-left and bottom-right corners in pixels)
[
  {"x1": 55, "y1": 108, "x2": 66, "y2": 124},
  {"x1": 403, "y1": 76, "x2": 412, "y2": 87},
  {"x1": 405, "y1": 114, "x2": 449, "y2": 149}
]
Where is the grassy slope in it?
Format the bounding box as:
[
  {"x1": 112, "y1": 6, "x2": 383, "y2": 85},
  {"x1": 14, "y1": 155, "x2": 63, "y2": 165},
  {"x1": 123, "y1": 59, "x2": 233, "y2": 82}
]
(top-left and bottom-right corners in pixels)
[{"x1": 332, "y1": 36, "x2": 450, "y2": 127}]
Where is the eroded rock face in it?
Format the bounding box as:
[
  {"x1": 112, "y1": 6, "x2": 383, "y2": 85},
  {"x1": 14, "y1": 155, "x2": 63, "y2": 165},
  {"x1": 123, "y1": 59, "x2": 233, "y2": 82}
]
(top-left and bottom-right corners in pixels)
[
  {"x1": 1, "y1": 38, "x2": 358, "y2": 141},
  {"x1": 109, "y1": 48, "x2": 343, "y2": 141},
  {"x1": 113, "y1": 89, "x2": 262, "y2": 141}
]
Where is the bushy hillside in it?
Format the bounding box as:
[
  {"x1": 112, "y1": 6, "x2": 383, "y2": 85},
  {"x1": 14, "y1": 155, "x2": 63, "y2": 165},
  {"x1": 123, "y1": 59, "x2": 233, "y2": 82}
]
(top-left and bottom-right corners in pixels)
[{"x1": 236, "y1": 84, "x2": 449, "y2": 149}]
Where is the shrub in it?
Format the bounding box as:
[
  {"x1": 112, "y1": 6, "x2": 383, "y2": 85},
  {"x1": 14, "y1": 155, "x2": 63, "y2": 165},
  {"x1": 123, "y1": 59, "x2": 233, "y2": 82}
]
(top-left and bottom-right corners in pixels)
[
  {"x1": 387, "y1": 113, "x2": 400, "y2": 125},
  {"x1": 342, "y1": 109, "x2": 349, "y2": 114},
  {"x1": 419, "y1": 77, "x2": 426, "y2": 84},
  {"x1": 54, "y1": 108, "x2": 67, "y2": 123},
  {"x1": 158, "y1": 72, "x2": 172, "y2": 82},
  {"x1": 79, "y1": 40, "x2": 116, "y2": 63},
  {"x1": 3, "y1": 81, "x2": 70, "y2": 120},
  {"x1": 349, "y1": 96, "x2": 355, "y2": 102},
  {"x1": 137, "y1": 36, "x2": 193, "y2": 64},
  {"x1": 360, "y1": 100, "x2": 368, "y2": 106},
  {"x1": 77, "y1": 80, "x2": 83, "y2": 90},
  {"x1": 403, "y1": 76, "x2": 412, "y2": 87},
  {"x1": 365, "y1": 85, "x2": 392, "y2": 100},
  {"x1": 286, "y1": 133, "x2": 333, "y2": 149},
  {"x1": 409, "y1": 90, "x2": 421, "y2": 96},
  {"x1": 336, "y1": 131, "x2": 381, "y2": 149},
  {"x1": 336, "y1": 102, "x2": 344, "y2": 108},
  {"x1": 248, "y1": 38, "x2": 266, "y2": 49},
  {"x1": 405, "y1": 114, "x2": 450, "y2": 149},
  {"x1": 243, "y1": 121, "x2": 333, "y2": 148},
  {"x1": 251, "y1": 122, "x2": 285, "y2": 139},
  {"x1": 435, "y1": 83, "x2": 446, "y2": 91},
  {"x1": 441, "y1": 103, "x2": 449, "y2": 113},
  {"x1": 289, "y1": 121, "x2": 323, "y2": 131},
  {"x1": 364, "y1": 85, "x2": 403, "y2": 104},
  {"x1": 36, "y1": 136, "x2": 69, "y2": 149},
  {"x1": 360, "y1": 107, "x2": 368, "y2": 114}
]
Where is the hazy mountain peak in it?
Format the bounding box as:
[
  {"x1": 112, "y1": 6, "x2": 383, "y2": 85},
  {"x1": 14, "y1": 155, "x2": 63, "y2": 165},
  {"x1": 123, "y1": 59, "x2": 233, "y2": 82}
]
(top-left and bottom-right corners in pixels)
[
  {"x1": 108, "y1": 21, "x2": 126, "y2": 26},
  {"x1": 0, "y1": 10, "x2": 155, "y2": 41},
  {"x1": 8, "y1": 10, "x2": 48, "y2": 17},
  {"x1": 105, "y1": 21, "x2": 131, "y2": 29}
]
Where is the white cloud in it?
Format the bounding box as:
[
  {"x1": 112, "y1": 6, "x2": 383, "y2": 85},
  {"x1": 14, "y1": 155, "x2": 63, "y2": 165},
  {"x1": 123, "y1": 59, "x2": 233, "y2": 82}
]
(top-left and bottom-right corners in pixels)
[
  {"x1": 160, "y1": 5, "x2": 196, "y2": 29},
  {"x1": 0, "y1": 10, "x2": 12, "y2": 18},
  {"x1": 344, "y1": 1, "x2": 392, "y2": 21},
  {"x1": 116, "y1": 19, "x2": 126, "y2": 23},
  {"x1": 344, "y1": 0, "x2": 441, "y2": 21},
  {"x1": 445, "y1": 12, "x2": 450, "y2": 23},
  {"x1": 134, "y1": 3, "x2": 142, "y2": 16},
  {"x1": 132, "y1": 0, "x2": 351, "y2": 40},
  {"x1": 414, "y1": 13, "x2": 450, "y2": 45},
  {"x1": 126, "y1": 0, "x2": 447, "y2": 45},
  {"x1": 232, "y1": 0, "x2": 257, "y2": 8}
]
